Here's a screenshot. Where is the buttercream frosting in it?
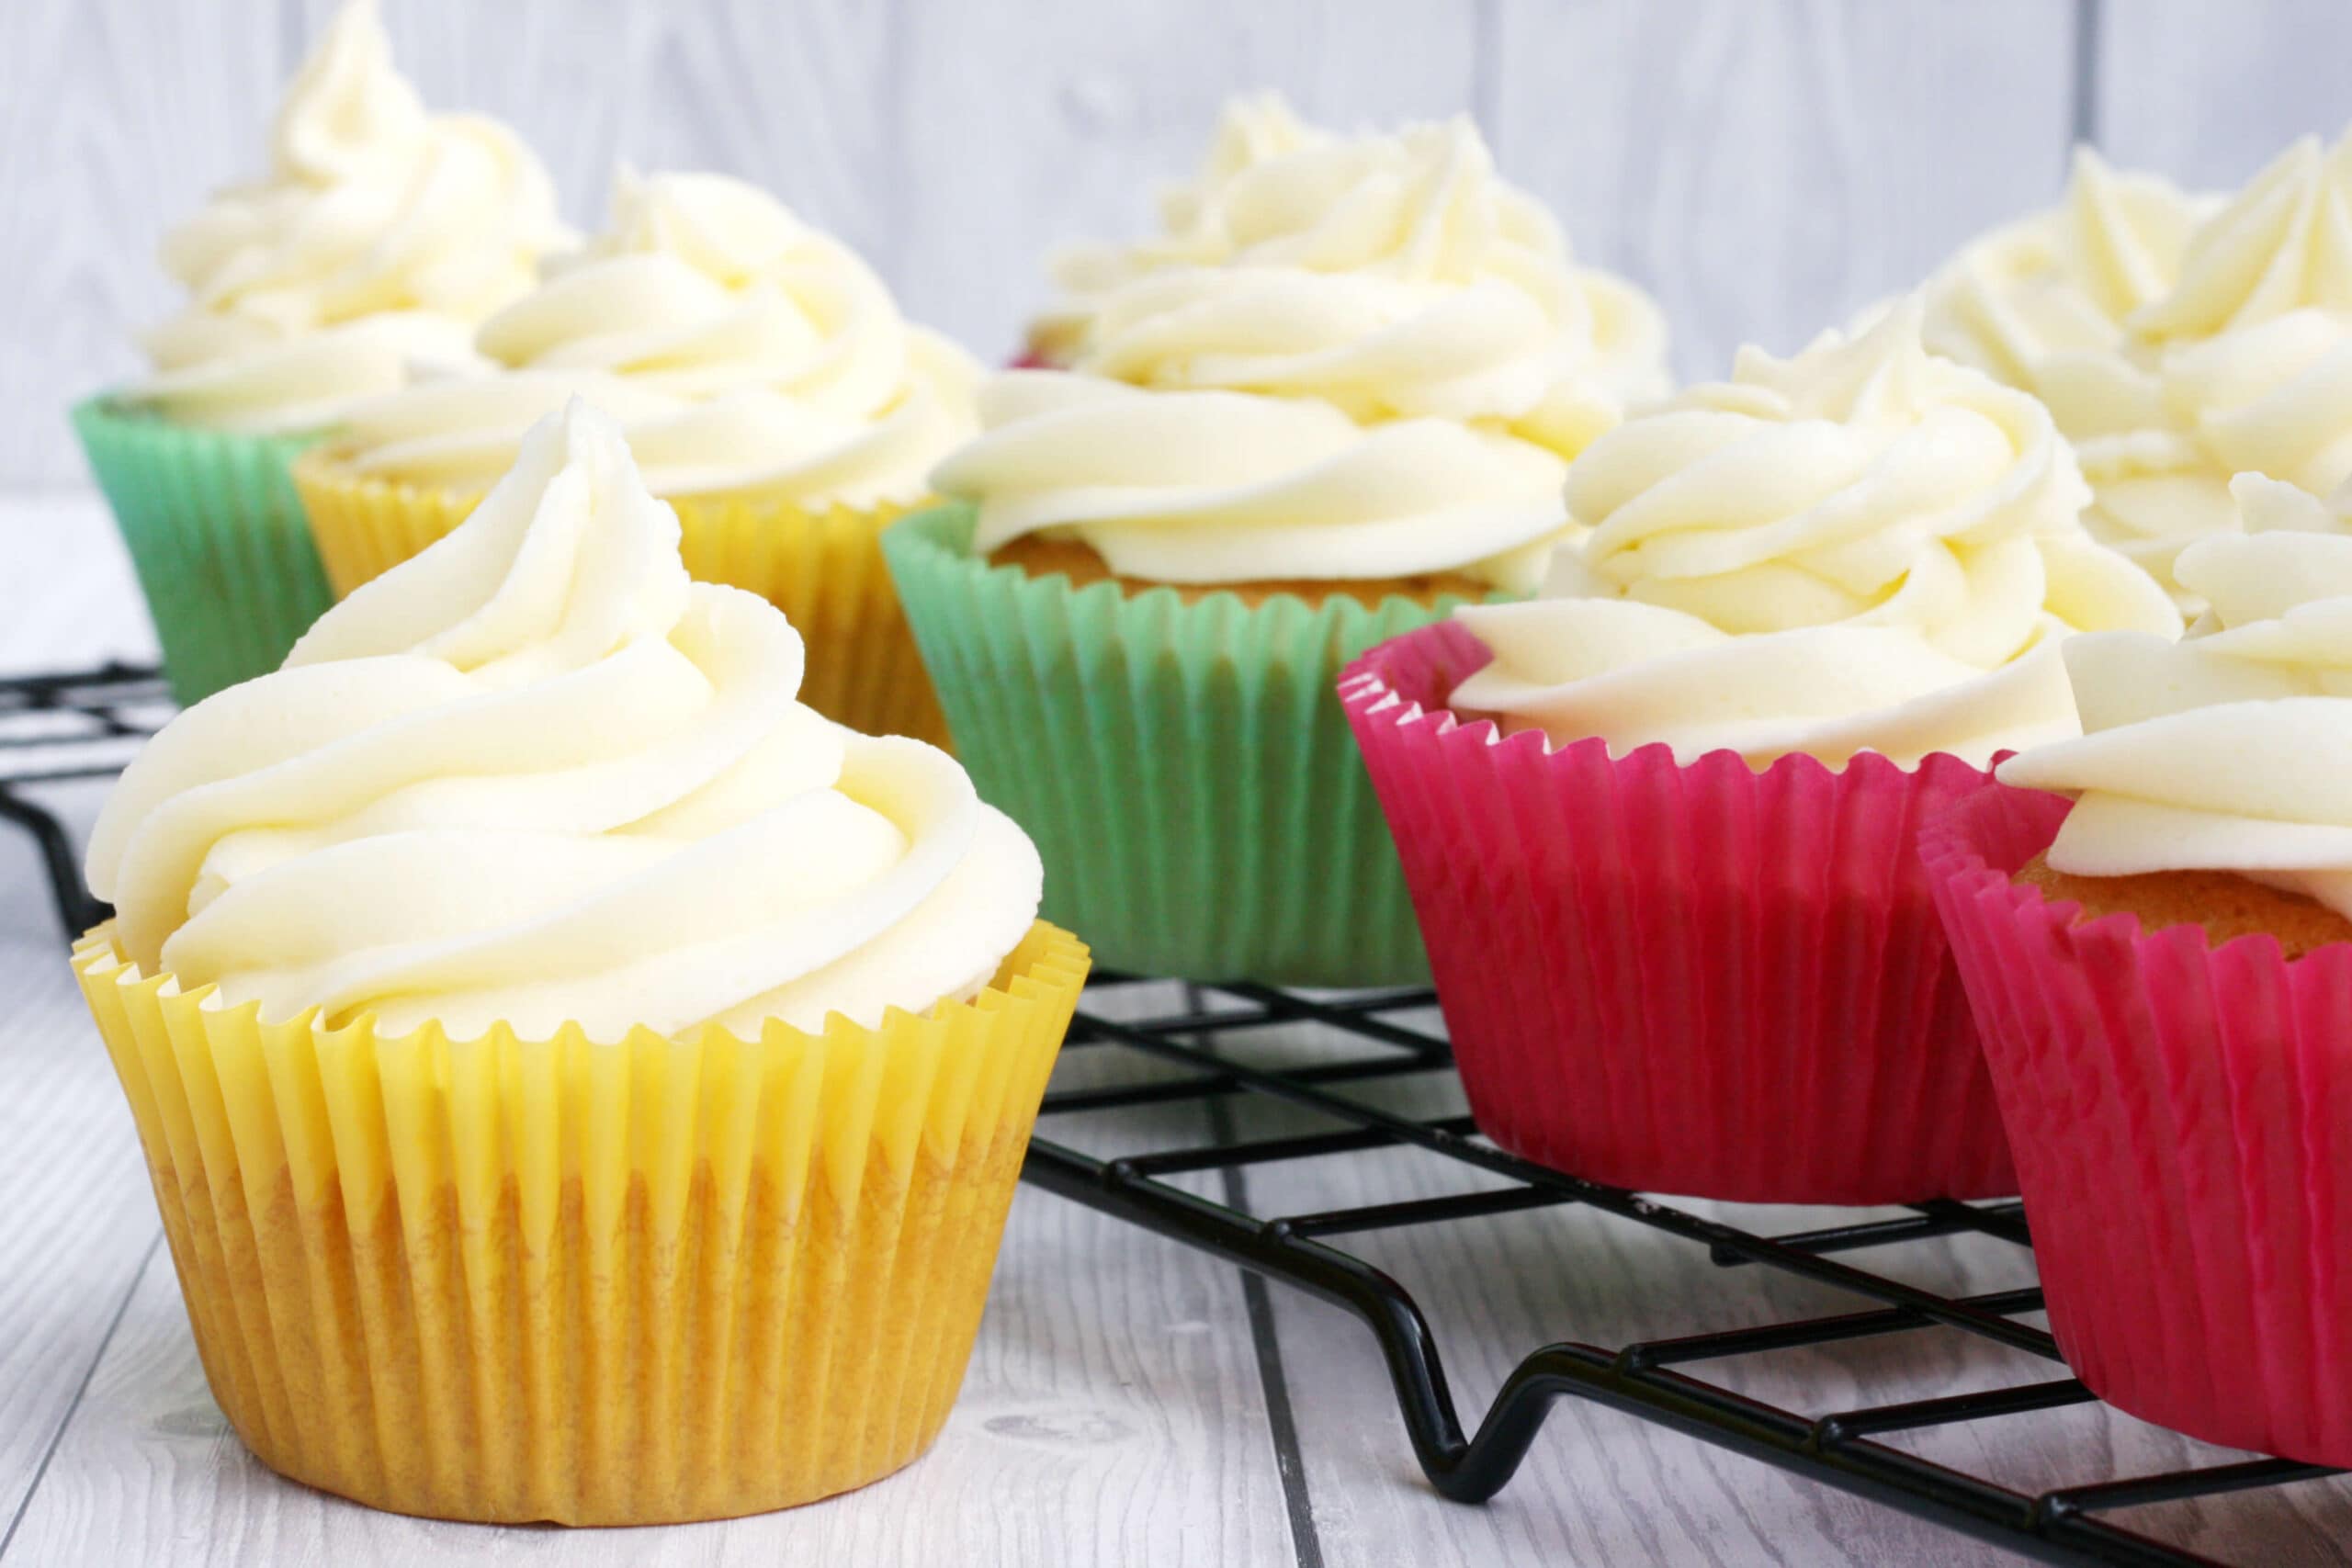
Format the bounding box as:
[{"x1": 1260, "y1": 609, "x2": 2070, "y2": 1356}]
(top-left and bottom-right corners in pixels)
[
  {"x1": 933, "y1": 368, "x2": 1572, "y2": 590},
  {"x1": 1448, "y1": 300, "x2": 2182, "y2": 767},
  {"x1": 127, "y1": 0, "x2": 569, "y2": 434},
  {"x1": 1031, "y1": 94, "x2": 1668, "y2": 458},
  {"x1": 1928, "y1": 132, "x2": 2352, "y2": 600},
  {"x1": 86, "y1": 400, "x2": 1042, "y2": 1040},
  {"x1": 938, "y1": 96, "x2": 1677, "y2": 589},
  {"x1": 2000, "y1": 471, "x2": 2352, "y2": 919},
  {"x1": 331, "y1": 169, "x2": 980, "y2": 507}
]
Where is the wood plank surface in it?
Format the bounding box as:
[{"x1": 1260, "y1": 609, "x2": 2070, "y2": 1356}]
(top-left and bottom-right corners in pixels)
[
  {"x1": 0, "y1": 968, "x2": 1301, "y2": 1568},
  {"x1": 1212, "y1": 1011, "x2": 2352, "y2": 1568},
  {"x1": 1489, "y1": 0, "x2": 2081, "y2": 384},
  {"x1": 2093, "y1": 0, "x2": 2352, "y2": 191},
  {"x1": 0, "y1": 947, "x2": 163, "y2": 1555}
]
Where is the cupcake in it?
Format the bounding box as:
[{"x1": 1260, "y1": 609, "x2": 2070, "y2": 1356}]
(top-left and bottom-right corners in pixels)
[
  {"x1": 74, "y1": 0, "x2": 569, "y2": 705},
  {"x1": 885, "y1": 97, "x2": 1669, "y2": 986},
  {"x1": 1923, "y1": 471, "x2": 2352, "y2": 1465},
  {"x1": 1341, "y1": 299, "x2": 2180, "y2": 1202},
  {"x1": 296, "y1": 168, "x2": 980, "y2": 746},
  {"x1": 74, "y1": 400, "x2": 1084, "y2": 1523},
  {"x1": 1920, "y1": 130, "x2": 2352, "y2": 604}
]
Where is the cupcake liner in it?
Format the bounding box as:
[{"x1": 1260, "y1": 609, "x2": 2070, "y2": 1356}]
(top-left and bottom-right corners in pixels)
[
  {"x1": 1340, "y1": 619, "x2": 2017, "y2": 1203},
  {"x1": 883, "y1": 502, "x2": 1478, "y2": 986},
  {"x1": 1923, "y1": 786, "x2": 2352, "y2": 1464},
  {"x1": 293, "y1": 457, "x2": 950, "y2": 746},
  {"x1": 71, "y1": 396, "x2": 335, "y2": 705},
  {"x1": 74, "y1": 920, "x2": 1088, "y2": 1524}
]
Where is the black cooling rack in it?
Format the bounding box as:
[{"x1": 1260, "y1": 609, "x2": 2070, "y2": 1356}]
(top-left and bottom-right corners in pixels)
[
  {"x1": 0, "y1": 661, "x2": 169, "y2": 935},
  {"x1": 6, "y1": 660, "x2": 2342, "y2": 1566}
]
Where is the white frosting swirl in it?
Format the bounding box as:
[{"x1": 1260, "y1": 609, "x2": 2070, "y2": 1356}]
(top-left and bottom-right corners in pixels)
[
  {"x1": 2000, "y1": 473, "x2": 2352, "y2": 919},
  {"x1": 944, "y1": 97, "x2": 1668, "y2": 589},
  {"x1": 933, "y1": 369, "x2": 1570, "y2": 590},
  {"x1": 1032, "y1": 95, "x2": 1668, "y2": 457},
  {"x1": 1925, "y1": 148, "x2": 2212, "y2": 399},
  {"x1": 1922, "y1": 149, "x2": 2225, "y2": 592},
  {"x1": 127, "y1": 0, "x2": 569, "y2": 434},
  {"x1": 85, "y1": 401, "x2": 1042, "y2": 1041},
  {"x1": 1448, "y1": 301, "x2": 2182, "y2": 767},
  {"x1": 332, "y1": 170, "x2": 980, "y2": 507},
  {"x1": 2134, "y1": 132, "x2": 2352, "y2": 481},
  {"x1": 1934, "y1": 132, "x2": 2352, "y2": 599}
]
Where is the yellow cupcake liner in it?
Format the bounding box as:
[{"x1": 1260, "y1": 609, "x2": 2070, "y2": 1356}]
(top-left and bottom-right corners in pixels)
[
  {"x1": 292, "y1": 455, "x2": 951, "y2": 747},
  {"x1": 74, "y1": 921, "x2": 1088, "y2": 1525}
]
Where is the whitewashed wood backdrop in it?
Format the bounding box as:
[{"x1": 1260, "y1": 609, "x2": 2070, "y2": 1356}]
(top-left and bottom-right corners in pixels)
[
  {"x1": 9, "y1": 6, "x2": 2352, "y2": 1563},
  {"x1": 0, "y1": 0, "x2": 2344, "y2": 494}
]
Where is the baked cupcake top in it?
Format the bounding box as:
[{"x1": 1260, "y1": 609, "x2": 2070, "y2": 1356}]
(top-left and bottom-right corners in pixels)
[
  {"x1": 933, "y1": 96, "x2": 1667, "y2": 592},
  {"x1": 1447, "y1": 300, "x2": 2181, "y2": 768},
  {"x1": 1927, "y1": 130, "x2": 2352, "y2": 599},
  {"x1": 329, "y1": 169, "x2": 980, "y2": 509},
  {"x1": 85, "y1": 400, "x2": 1041, "y2": 1041},
  {"x1": 2000, "y1": 471, "x2": 2352, "y2": 919},
  {"x1": 126, "y1": 0, "x2": 570, "y2": 434}
]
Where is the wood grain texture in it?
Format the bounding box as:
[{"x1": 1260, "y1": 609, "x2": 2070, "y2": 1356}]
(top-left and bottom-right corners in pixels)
[
  {"x1": 3, "y1": 1189, "x2": 1293, "y2": 1568},
  {"x1": 888, "y1": 0, "x2": 1483, "y2": 362},
  {"x1": 0, "y1": 494, "x2": 153, "y2": 682},
  {"x1": 0, "y1": 963, "x2": 1298, "y2": 1568},
  {"x1": 0, "y1": 945, "x2": 162, "y2": 1550},
  {"x1": 0, "y1": 0, "x2": 286, "y2": 491},
  {"x1": 2094, "y1": 0, "x2": 2352, "y2": 191},
  {"x1": 1490, "y1": 0, "x2": 2078, "y2": 384}
]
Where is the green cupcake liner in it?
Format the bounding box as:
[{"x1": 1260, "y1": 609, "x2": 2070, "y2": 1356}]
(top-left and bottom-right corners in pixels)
[
  {"x1": 72, "y1": 396, "x2": 335, "y2": 706},
  {"x1": 884, "y1": 502, "x2": 1499, "y2": 986}
]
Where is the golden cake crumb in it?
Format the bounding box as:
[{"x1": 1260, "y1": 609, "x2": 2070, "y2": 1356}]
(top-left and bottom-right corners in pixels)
[
  {"x1": 988, "y1": 535, "x2": 1488, "y2": 609},
  {"x1": 2017, "y1": 852, "x2": 2352, "y2": 959}
]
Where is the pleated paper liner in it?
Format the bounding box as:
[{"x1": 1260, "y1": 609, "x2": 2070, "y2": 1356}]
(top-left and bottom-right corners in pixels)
[
  {"x1": 881, "y1": 502, "x2": 1489, "y2": 987},
  {"x1": 71, "y1": 396, "x2": 335, "y2": 706},
  {"x1": 1340, "y1": 619, "x2": 2017, "y2": 1204},
  {"x1": 74, "y1": 920, "x2": 1088, "y2": 1524},
  {"x1": 292, "y1": 454, "x2": 951, "y2": 747},
  {"x1": 1924, "y1": 786, "x2": 2352, "y2": 1465}
]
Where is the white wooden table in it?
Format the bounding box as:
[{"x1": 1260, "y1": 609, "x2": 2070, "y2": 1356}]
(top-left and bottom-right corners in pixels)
[{"x1": 6, "y1": 500, "x2": 2352, "y2": 1568}]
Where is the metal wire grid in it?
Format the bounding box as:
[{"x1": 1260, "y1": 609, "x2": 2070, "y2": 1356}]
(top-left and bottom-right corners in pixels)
[
  {"x1": 0, "y1": 661, "x2": 168, "y2": 934},
  {"x1": 6, "y1": 661, "x2": 2343, "y2": 1566},
  {"x1": 1030, "y1": 975, "x2": 2352, "y2": 1566}
]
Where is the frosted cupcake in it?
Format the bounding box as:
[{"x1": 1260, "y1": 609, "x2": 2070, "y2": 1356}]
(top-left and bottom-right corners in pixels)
[
  {"x1": 1342, "y1": 300, "x2": 2179, "y2": 1201},
  {"x1": 297, "y1": 168, "x2": 980, "y2": 744},
  {"x1": 74, "y1": 400, "x2": 1084, "y2": 1523},
  {"x1": 1922, "y1": 131, "x2": 2352, "y2": 603},
  {"x1": 73, "y1": 0, "x2": 568, "y2": 704},
  {"x1": 1924, "y1": 471, "x2": 2352, "y2": 1464},
  {"x1": 886, "y1": 97, "x2": 1668, "y2": 985}
]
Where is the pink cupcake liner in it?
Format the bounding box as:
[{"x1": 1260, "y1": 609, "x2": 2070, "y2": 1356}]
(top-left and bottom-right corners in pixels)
[
  {"x1": 1340, "y1": 618, "x2": 2018, "y2": 1204},
  {"x1": 1922, "y1": 784, "x2": 2352, "y2": 1464}
]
